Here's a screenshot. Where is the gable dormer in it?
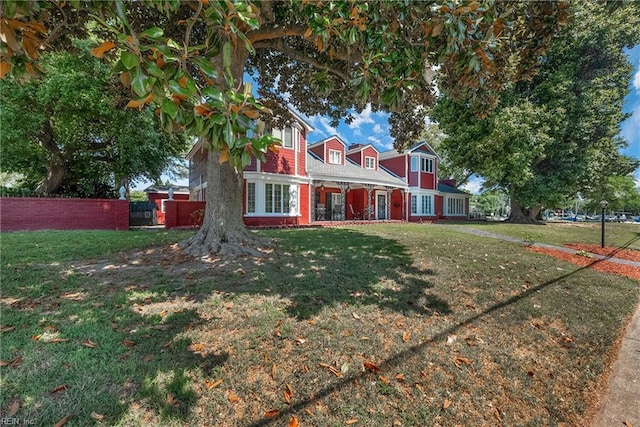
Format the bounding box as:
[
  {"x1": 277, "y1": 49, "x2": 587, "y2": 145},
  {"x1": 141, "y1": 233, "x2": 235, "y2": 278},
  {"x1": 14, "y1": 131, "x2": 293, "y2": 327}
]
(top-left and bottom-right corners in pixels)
[
  {"x1": 308, "y1": 136, "x2": 347, "y2": 166},
  {"x1": 346, "y1": 143, "x2": 379, "y2": 171}
]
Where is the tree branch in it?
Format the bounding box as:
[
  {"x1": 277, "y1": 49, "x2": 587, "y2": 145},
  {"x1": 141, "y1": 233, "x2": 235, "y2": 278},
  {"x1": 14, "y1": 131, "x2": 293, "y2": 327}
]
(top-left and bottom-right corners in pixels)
[
  {"x1": 247, "y1": 24, "x2": 308, "y2": 43},
  {"x1": 253, "y1": 39, "x2": 350, "y2": 81}
]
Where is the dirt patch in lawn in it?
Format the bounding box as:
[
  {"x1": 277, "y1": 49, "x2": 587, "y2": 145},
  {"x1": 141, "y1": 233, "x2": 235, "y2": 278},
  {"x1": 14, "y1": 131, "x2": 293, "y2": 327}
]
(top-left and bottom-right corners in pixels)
[{"x1": 526, "y1": 245, "x2": 640, "y2": 280}]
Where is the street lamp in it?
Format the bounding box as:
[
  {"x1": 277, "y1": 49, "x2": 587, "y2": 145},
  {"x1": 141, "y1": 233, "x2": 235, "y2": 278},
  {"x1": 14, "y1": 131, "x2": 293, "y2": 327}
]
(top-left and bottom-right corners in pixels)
[{"x1": 600, "y1": 200, "x2": 608, "y2": 248}]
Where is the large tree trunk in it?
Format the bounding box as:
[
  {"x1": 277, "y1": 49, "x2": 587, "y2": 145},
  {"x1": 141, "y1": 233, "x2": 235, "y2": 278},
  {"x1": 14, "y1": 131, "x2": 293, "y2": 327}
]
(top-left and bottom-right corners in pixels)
[
  {"x1": 35, "y1": 157, "x2": 66, "y2": 195},
  {"x1": 179, "y1": 151, "x2": 269, "y2": 258},
  {"x1": 505, "y1": 198, "x2": 541, "y2": 224},
  {"x1": 35, "y1": 118, "x2": 67, "y2": 195}
]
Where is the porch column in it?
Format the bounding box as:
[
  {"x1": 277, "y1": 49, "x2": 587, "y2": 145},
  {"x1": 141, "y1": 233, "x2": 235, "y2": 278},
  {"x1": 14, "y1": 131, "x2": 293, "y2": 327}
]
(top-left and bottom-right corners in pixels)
[
  {"x1": 338, "y1": 181, "x2": 349, "y2": 221},
  {"x1": 311, "y1": 183, "x2": 316, "y2": 222},
  {"x1": 386, "y1": 187, "x2": 393, "y2": 220},
  {"x1": 401, "y1": 189, "x2": 405, "y2": 221},
  {"x1": 364, "y1": 184, "x2": 374, "y2": 220}
]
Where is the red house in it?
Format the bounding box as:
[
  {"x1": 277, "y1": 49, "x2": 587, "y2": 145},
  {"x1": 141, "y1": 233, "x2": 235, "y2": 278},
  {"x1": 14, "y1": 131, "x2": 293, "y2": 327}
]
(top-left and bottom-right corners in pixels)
[
  {"x1": 144, "y1": 185, "x2": 190, "y2": 224},
  {"x1": 184, "y1": 114, "x2": 469, "y2": 228}
]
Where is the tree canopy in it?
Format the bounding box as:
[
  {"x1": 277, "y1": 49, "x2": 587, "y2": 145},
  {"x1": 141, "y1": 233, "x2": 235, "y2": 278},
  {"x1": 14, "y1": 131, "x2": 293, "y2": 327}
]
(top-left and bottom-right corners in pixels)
[
  {"x1": 1, "y1": 41, "x2": 188, "y2": 197},
  {"x1": 1, "y1": 0, "x2": 569, "y2": 254},
  {"x1": 432, "y1": 1, "x2": 640, "y2": 222}
]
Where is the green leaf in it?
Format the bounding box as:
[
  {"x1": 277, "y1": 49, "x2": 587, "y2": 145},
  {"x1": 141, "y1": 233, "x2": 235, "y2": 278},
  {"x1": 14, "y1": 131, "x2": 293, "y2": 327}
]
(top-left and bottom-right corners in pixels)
[
  {"x1": 131, "y1": 71, "x2": 148, "y2": 97},
  {"x1": 223, "y1": 119, "x2": 233, "y2": 147},
  {"x1": 141, "y1": 27, "x2": 164, "y2": 40},
  {"x1": 121, "y1": 51, "x2": 140, "y2": 70},
  {"x1": 223, "y1": 42, "x2": 231, "y2": 70},
  {"x1": 161, "y1": 99, "x2": 179, "y2": 119}
]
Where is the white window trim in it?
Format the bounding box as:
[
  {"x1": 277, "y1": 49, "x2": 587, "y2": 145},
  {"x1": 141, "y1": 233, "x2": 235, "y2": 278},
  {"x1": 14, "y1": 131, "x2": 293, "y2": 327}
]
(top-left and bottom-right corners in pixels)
[
  {"x1": 445, "y1": 196, "x2": 467, "y2": 216},
  {"x1": 328, "y1": 149, "x2": 342, "y2": 165},
  {"x1": 244, "y1": 180, "x2": 299, "y2": 217},
  {"x1": 410, "y1": 156, "x2": 418, "y2": 172},
  {"x1": 365, "y1": 156, "x2": 376, "y2": 170},
  {"x1": 410, "y1": 191, "x2": 436, "y2": 216}
]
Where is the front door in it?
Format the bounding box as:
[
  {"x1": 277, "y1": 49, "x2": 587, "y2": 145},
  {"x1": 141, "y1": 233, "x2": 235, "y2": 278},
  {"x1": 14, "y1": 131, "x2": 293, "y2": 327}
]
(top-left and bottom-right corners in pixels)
[
  {"x1": 376, "y1": 192, "x2": 387, "y2": 220},
  {"x1": 332, "y1": 193, "x2": 343, "y2": 220}
]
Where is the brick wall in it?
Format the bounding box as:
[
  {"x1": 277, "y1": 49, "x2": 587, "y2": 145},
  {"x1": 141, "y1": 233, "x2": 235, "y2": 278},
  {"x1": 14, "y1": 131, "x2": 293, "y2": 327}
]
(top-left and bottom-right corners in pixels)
[
  {"x1": 0, "y1": 197, "x2": 129, "y2": 231},
  {"x1": 164, "y1": 201, "x2": 206, "y2": 229}
]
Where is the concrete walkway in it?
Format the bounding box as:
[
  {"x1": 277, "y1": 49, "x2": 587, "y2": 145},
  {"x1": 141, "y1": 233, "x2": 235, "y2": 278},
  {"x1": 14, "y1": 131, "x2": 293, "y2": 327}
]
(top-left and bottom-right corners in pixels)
[{"x1": 447, "y1": 225, "x2": 640, "y2": 426}]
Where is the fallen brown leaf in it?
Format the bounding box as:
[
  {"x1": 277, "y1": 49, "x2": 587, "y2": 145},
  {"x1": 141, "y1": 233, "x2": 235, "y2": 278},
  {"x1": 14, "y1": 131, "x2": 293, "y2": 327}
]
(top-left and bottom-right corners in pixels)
[
  {"x1": 1, "y1": 357, "x2": 23, "y2": 367},
  {"x1": 31, "y1": 334, "x2": 42, "y2": 341},
  {"x1": 295, "y1": 337, "x2": 306, "y2": 345},
  {"x1": 82, "y1": 339, "x2": 98, "y2": 348},
  {"x1": 288, "y1": 415, "x2": 299, "y2": 427},
  {"x1": 271, "y1": 363, "x2": 277, "y2": 379},
  {"x1": 90, "y1": 412, "x2": 105, "y2": 422},
  {"x1": 142, "y1": 354, "x2": 154, "y2": 363},
  {"x1": 352, "y1": 312, "x2": 361, "y2": 320},
  {"x1": 402, "y1": 331, "x2": 410, "y2": 342},
  {"x1": 319, "y1": 362, "x2": 342, "y2": 377},
  {"x1": 111, "y1": 322, "x2": 118, "y2": 330},
  {"x1": 264, "y1": 409, "x2": 280, "y2": 419},
  {"x1": 0, "y1": 325, "x2": 16, "y2": 332},
  {"x1": 623, "y1": 422, "x2": 633, "y2": 427},
  {"x1": 443, "y1": 399, "x2": 452, "y2": 410},
  {"x1": 363, "y1": 361, "x2": 380, "y2": 374},
  {"x1": 345, "y1": 419, "x2": 359, "y2": 425},
  {"x1": 379, "y1": 375, "x2": 391, "y2": 384},
  {"x1": 454, "y1": 356, "x2": 472, "y2": 369},
  {"x1": 205, "y1": 379, "x2": 223, "y2": 389},
  {"x1": 53, "y1": 413, "x2": 73, "y2": 427},
  {"x1": 122, "y1": 339, "x2": 136, "y2": 347},
  {"x1": 167, "y1": 392, "x2": 179, "y2": 407},
  {"x1": 273, "y1": 320, "x2": 282, "y2": 337},
  {"x1": 7, "y1": 400, "x2": 21, "y2": 417},
  {"x1": 283, "y1": 383, "x2": 294, "y2": 404},
  {"x1": 228, "y1": 393, "x2": 240, "y2": 403},
  {"x1": 50, "y1": 384, "x2": 68, "y2": 394},
  {"x1": 49, "y1": 338, "x2": 69, "y2": 343}
]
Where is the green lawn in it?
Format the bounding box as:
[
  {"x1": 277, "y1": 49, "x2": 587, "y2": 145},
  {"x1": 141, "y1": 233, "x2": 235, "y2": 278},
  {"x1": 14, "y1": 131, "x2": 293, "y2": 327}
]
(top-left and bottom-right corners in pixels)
[
  {"x1": 1, "y1": 225, "x2": 638, "y2": 426},
  {"x1": 449, "y1": 221, "x2": 640, "y2": 249}
]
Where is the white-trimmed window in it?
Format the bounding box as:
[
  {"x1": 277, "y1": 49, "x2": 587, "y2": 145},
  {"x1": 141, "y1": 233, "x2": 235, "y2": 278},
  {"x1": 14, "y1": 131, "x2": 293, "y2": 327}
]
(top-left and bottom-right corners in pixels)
[
  {"x1": 283, "y1": 127, "x2": 294, "y2": 149},
  {"x1": 161, "y1": 199, "x2": 167, "y2": 213},
  {"x1": 447, "y1": 197, "x2": 466, "y2": 216},
  {"x1": 265, "y1": 183, "x2": 290, "y2": 213},
  {"x1": 329, "y1": 149, "x2": 342, "y2": 164},
  {"x1": 411, "y1": 195, "x2": 418, "y2": 214},
  {"x1": 246, "y1": 182, "x2": 256, "y2": 213},
  {"x1": 365, "y1": 156, "x2": 375, "y2": 169},
  {"x1": 410, "y1": 156, "x2": 418, "y2": 172},
  {"x1": 272, "y1": 127, "x2": 295, "y2": 149},
  {"x1": 421, "y1": 157, "x2": 434, "y2": 173},
  {"x1": 421, "y1": 195, "x2": 432, "y2": 215}
]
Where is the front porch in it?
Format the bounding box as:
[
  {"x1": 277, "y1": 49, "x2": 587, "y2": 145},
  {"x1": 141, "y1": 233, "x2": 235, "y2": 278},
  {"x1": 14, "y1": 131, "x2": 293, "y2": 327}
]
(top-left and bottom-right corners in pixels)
[{"x1": 311, "y1": 180, "x2": 405, "y2": 223}]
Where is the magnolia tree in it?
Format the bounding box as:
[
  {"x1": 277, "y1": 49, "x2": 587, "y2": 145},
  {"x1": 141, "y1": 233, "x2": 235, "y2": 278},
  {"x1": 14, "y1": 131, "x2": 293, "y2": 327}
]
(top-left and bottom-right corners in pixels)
[{"x1": 1, "y1": 0, "x2": 568, "y2": 256}]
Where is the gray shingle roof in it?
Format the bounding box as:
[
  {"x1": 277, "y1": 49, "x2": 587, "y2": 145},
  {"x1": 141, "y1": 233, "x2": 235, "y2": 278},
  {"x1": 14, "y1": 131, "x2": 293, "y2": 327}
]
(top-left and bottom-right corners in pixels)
[
  {"x1": 437, "y1": 183, "x2": 469, "y2": 195},
  {"x1": 307, "y1": 154, "x2": 407, "y2": 188}
]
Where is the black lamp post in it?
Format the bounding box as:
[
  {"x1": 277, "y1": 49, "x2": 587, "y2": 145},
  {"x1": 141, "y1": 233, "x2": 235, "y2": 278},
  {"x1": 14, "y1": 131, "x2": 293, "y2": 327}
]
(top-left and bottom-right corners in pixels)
[{"x1": 600, "y1": 200, "x2": 608, "y2": 248}]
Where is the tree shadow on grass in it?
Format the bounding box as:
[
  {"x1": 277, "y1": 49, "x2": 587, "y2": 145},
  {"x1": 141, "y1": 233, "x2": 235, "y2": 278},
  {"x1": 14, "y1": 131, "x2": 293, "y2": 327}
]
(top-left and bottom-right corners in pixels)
[{"x1": 226, "y1": 227, "x2": 450, "y2": 319}]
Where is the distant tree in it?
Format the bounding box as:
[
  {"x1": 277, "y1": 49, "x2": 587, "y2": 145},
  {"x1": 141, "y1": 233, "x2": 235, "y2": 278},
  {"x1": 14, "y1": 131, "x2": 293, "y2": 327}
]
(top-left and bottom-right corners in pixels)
[
  {"x1": 2, "y1": 0, "x2": 567, "y2": 255},
  {"x1": 129, "y1": 190, "x2": 149, "y2": 203},
  {"x1": 433, "y1": 1, "x2": 640, "y2": 223},
  {"x1": 585, "y1": 175, "x2": 640, "y2": 214},
  {"x1": 0, "y1": 43, "x2": 188, "y2": 197},
  {"x1": 473, "y1": 189, "x2": 506, "y2": 216}
]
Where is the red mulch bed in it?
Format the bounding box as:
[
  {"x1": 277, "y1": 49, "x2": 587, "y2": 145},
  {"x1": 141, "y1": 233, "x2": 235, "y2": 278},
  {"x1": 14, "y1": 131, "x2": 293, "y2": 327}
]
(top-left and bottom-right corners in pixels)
[{"x1": 526, "y1": 244, "x2": 640, "y2": 280}]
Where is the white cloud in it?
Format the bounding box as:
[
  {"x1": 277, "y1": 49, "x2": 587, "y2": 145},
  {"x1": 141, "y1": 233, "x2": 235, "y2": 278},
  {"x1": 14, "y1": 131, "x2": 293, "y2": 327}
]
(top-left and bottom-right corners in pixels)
[
  {"x1": 461, "y1": 176, "x2": 484, "y2": 195},
  {"x1": 379, "y1": 138, "x2": 395, "y2": 151},
  {"x1": 366, "y1": 135, "x2": 381, "y2": 144},
  {"x1": 634, "y1": 66, "x2": 640, "y2": 91},
  {"x1": 349, "y1": 104, "x2": 375, "y2": 129},
  {"x1": 372, "y1": 123, "x2": 383, "y2": 134}
]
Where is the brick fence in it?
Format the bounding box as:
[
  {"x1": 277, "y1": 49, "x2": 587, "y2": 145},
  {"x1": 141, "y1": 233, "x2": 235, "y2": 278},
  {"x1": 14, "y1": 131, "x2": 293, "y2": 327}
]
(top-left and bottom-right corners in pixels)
[
  {"x1": 0, "y1": 197, "x2": 129, "y2": 232},
  {"x1": 164, "y1": 200, "x2": 206, "y2": 229}
]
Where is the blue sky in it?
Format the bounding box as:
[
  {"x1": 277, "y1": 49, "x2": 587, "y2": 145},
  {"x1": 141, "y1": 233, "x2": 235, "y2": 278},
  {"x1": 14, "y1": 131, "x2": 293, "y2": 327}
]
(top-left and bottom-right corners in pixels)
[
  {"x1": 300, "y1": 44, "x2": 640, "y2": 194},
  {"x1": 149, "y1": 45, "x2": 640, "y2": 193}
]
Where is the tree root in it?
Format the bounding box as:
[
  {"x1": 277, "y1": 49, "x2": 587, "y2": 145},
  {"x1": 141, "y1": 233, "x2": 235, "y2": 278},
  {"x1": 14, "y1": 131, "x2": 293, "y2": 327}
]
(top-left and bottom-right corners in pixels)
[{"x1": 178, "y1": 227, "x2": 273, "y2": 259}]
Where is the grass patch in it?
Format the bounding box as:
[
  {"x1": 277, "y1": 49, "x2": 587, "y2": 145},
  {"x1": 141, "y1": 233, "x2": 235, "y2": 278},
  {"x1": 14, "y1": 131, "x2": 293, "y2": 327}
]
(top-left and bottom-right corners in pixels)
[
  {"x1": 1, "y1": 224, "x2": 638, "y2": 426},
  {"x1": 450, "y1": 221, "x2": 640, "y2": 249}
]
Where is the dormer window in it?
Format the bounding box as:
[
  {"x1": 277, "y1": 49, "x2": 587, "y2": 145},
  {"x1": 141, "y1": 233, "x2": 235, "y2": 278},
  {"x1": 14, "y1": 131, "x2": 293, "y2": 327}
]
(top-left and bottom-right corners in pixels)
[
  {"x1": 329, "y1": 149, "x2": 342, "y2": 164},
  {"x1": 273, "y1": 127, "x2": 295, "y2": 149},
  {"x1": 421, "y1": 158, "x2": 434, "y2": 173},
  {"x1": 283, "y1": 127, "x2": 294, "y2": 149},
  {"x1": 365, "y1": 156, "x2": 375, "y2": 169}
]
